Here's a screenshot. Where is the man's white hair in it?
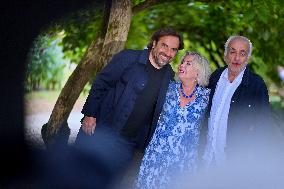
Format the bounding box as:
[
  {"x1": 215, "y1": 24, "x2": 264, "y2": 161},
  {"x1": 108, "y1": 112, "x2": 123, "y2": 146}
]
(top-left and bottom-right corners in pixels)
[{"x1": 224, "y1": 36, "x2": 253, "y2": 58}]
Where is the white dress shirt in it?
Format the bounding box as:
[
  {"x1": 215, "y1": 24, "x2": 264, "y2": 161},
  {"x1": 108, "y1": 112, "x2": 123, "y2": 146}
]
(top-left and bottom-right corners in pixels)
[{"x1": 203, "y1": 68, "x2": 245, "y2": 166}]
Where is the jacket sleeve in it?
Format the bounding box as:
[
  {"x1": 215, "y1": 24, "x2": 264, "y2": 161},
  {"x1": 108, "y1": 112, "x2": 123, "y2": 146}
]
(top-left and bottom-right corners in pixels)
[
  {"x1": 253, "y1": 76, "x2": 271, "y2": 131},
  {"x1": 255, "y1": 77, "x2": 270, "y2": 115},
  {"x1": 81, "y1": 50, "x2": 133, "y2": 117}
]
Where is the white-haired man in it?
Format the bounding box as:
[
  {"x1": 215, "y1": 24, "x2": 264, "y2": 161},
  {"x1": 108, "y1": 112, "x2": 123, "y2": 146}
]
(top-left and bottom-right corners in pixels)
[{"x1": 201, "y1": 36, "x2": 271, "y2": 166}]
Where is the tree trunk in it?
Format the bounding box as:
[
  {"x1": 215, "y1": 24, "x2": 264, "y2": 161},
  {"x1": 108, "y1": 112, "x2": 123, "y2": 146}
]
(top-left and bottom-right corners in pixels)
[{"x1": 42, "y1": 0, "x2": 132, "y2": 148}]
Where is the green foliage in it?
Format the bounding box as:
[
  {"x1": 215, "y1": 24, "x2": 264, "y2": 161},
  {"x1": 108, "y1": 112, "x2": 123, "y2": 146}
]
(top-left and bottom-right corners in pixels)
[
  {"x1": 127, "y1": 0, "x2": 284, "y2": 87},
  {"x1": 25, "y1": 90, "x2": 61, "y2": 102},
  {"x1": 26, "y1": 33, "x2": 67, "y2": 91},
  {"x1": 57, "y1": 4, "x2": 104, "y2": 64},
  {"x1": 26, "y1": 0, "x2": 284, "y2": 97},
  {"x1": 26, "y1": 3, "x2": 104, "y2": 92}
]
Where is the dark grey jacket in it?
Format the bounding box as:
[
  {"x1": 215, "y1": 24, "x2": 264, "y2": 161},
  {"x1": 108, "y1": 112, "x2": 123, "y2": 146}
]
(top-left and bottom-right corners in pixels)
[{"x1": 200, "y1": 66, "x2": 271, "y2": 155}]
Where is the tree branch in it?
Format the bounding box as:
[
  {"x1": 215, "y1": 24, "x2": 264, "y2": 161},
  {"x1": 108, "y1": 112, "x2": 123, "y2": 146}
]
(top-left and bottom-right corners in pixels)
[
  {"x1": 132, "y1": 0, "x2": 223, "y2": 16},
  {"x1": 197, "y1": 0, "x2": 223, "y2": 2},
  {"x1": 132, "y1": 0, "x2": 170, "y2": 15}
]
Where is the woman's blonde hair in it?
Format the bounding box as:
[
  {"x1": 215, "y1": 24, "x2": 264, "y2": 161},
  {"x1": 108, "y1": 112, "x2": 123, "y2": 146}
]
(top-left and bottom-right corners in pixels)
[{"x1": 180, "y1": 51, "x2": 211, "y2": 87}]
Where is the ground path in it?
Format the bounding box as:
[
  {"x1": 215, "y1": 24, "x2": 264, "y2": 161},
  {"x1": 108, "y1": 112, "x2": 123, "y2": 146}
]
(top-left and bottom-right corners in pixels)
[{"x1": 24, "y1": 92, "x2": 86, "y2": 148}]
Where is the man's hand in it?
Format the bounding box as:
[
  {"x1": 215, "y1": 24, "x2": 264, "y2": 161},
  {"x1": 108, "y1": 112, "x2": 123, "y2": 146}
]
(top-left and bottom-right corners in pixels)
[{"x1": 82, "y1": 116, "x2": 96, "y2": 135}]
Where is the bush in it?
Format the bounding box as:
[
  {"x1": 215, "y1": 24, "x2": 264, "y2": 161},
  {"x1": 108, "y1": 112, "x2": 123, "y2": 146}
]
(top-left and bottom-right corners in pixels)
[{"x1": 25, "y1": 33, "x2": 67, "y2": 91}]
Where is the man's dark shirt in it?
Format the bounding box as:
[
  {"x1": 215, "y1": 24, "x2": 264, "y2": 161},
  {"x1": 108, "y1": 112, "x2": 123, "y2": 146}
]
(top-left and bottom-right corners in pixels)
[{"x1": 121, "y1": 61, "x2": 167, "y2": 148}]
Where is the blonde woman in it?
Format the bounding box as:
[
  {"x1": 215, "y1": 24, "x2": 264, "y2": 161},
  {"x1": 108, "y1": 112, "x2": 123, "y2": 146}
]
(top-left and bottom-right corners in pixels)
[{"x1": 134, "y1": 52, "x2": 211, "y2": 189}]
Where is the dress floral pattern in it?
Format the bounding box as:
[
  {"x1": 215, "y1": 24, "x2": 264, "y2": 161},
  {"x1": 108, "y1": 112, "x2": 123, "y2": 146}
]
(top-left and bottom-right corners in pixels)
[{"x1": 134, "y1": 81, "x2": 210, "y2": 189}]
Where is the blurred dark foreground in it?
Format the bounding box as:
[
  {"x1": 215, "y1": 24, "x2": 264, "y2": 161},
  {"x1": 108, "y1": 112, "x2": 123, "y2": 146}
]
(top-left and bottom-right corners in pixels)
[{"x1": 1, "y1": 126, "x2": 134, "y2": 189}]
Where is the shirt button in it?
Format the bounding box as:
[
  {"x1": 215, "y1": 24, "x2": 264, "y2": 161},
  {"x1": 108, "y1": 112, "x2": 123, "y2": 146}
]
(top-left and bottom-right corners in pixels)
[{"x1": 232, "y1": 100, "x2": 234, "y2": 103}]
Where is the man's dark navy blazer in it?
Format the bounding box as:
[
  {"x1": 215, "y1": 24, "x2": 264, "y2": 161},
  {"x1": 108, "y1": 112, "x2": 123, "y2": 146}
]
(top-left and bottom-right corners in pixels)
[{"x1": 81, "y1": 49, "x2": 174, "y2": 147}]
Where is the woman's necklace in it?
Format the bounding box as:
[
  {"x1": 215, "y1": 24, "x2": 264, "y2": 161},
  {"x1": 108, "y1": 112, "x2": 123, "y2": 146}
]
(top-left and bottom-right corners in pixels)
[{"x1": 180, "y1": 83, "x2": 198, "y2": 99}]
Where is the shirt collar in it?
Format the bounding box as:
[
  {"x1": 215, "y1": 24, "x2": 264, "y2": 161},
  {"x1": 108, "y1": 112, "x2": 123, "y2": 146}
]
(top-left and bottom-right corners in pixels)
[{"x1": 221, "y1": 67, "x2": 246, "y2": 84}]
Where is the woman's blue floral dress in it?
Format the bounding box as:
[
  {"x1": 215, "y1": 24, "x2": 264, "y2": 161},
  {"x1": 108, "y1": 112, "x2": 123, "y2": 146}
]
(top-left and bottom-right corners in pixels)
[{"x1": 134, "y1": 81, "x2": 210, "y2": 189}]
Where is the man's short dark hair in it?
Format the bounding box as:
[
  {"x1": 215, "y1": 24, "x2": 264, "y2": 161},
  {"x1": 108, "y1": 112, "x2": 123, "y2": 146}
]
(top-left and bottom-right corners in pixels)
[{"x1": 147, "y1": 27, "x2": 184, "y2": 50}]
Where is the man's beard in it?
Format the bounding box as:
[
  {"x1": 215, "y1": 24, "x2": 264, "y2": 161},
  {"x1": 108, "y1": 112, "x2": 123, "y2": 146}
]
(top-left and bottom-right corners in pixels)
[
  {"x1": 225, "y1": 57, "x2": 247, "y2": 75},
  {"x1": 230, "y1": 62, "x2": 247, "y2": 74},
  {"x1": 152, "y1": 51, "x2": 170, "y2": 68}
]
